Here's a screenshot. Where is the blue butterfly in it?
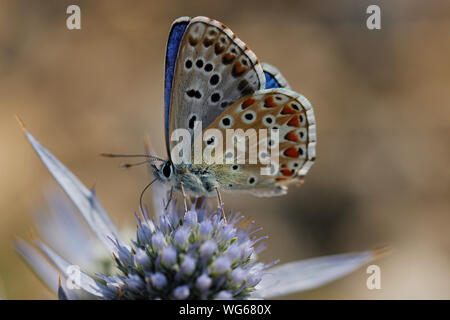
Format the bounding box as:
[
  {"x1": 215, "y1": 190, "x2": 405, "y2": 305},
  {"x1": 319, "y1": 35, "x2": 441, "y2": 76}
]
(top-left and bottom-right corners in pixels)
[{"x1": 148, "y1": 16, "x2": 316, "y2": 211}]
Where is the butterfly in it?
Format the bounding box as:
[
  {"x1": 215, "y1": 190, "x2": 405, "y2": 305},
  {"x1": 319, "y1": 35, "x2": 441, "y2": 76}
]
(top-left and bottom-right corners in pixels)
[{"x1": 111, "y1": 16, "x2": 317, "y2": 212}]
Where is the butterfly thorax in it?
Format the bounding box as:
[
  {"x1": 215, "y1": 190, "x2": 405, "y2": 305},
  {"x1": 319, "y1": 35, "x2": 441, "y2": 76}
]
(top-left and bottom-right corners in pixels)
[{"x1": 153, "y1": 160, "x2": 219, "y2": 196}]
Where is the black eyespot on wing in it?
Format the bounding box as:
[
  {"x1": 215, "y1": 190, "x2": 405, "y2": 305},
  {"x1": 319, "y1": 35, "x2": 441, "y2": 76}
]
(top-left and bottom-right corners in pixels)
[
  {"x1": 299, "y1": 147, "x2": 304, "y2": 156},
  {"x1": 196, "y1": 59, "x2": 204, "y2": 68},
  {"x1": 244, "y1": 113, "x2": 254, "y2": 121},
  {"x1": 210, "y1": 74, "x2": 220, "y2": 86},
  {"x1": 187, "y1": 89, "x2": 202, "y2": 99},
  {"x1": 185, "y1": 60, "x2": 192, "y2": 69},
  {"x1": 211, "y1": 93, "x2": 220, "y2": 103},
  {"x1": 264, "y1": 116, "x2": 273, "y2": 124},
  {"x1": 204, "y1": 63, "x2": 213, "y2": 72}
]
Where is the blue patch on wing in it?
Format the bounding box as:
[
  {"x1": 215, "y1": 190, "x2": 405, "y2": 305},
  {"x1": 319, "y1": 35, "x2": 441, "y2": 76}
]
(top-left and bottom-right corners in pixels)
[
  {"x1": 164, "y1": 21, "x2": 189, "y2": 153},
  {"x1": 264, "y1": 71, "x2": 281, "y2": 89}
]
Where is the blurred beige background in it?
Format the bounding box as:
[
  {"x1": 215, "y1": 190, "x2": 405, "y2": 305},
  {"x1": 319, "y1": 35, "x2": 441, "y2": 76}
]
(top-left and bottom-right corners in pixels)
[{"x1": 0, "y1": 0, "x2": 449, "y2": 299}]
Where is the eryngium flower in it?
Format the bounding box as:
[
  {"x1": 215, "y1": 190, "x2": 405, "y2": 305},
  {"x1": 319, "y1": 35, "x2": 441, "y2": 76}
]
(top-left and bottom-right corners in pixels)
[
  {"x1": 97, "y1": 205, "x2": 271, "y2": 299},
  {"x1": 13, "y1": 124, "x2": 386, "y2": 300}
]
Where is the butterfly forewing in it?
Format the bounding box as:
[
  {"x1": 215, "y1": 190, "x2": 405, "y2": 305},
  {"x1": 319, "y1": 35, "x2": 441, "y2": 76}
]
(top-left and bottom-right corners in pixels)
[
  {"x1": 168, "y1": 16, "x2": 266, "y2": 155},
  {"x1": 164, "y1": 16, "x2": 190, "y2": 155}
]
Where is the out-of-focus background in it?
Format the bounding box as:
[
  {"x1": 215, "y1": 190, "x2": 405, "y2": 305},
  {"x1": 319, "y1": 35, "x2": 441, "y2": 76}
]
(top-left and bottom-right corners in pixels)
[{"x1": 0, "y1": 0, "x2": 449, "y2": 299}]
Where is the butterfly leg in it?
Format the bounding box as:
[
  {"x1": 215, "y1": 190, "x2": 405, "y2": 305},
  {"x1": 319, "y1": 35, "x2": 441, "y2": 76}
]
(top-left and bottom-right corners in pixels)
[
  {"x1": 180, "y1": 183, "x2": 189, "y2": 214},
  {"x1": 214, "y1": 187, "x2": 227, "y2": 224},
  {"x1": 164, "y1": 186, "x2": 174, "y2": 211}
]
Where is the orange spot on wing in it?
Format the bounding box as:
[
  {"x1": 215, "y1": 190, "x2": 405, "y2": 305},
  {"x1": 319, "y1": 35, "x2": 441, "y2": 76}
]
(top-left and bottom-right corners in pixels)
[
  {"x1": 233, "y1": 62, "x2": 246, "y2": 76},
  {"x1": 284, "y1": 147, "x2": 300, "y2": 158},
  {"x1": 276, "y1": 177, "x2": 288, "y2": 182},
  {"x1": 222, "y1": 53, "x2": 235, "y2": 64},
  {"x1": 285, "y1": 131, "x2": 299, "y2": 142},
  {"x1": 281, "y1": 105, "x2": 296, "y2": 115},
  {"x1": 287, "y1": 116, "x2": 300, "y2": 127},
  {"x1": 264, "y1": 96, "x2": 276, "y2": 108},
  {"x1": 242, "y1": 98, "x2": 256, "y2": 109},
  {"x1": 281, "y1": 169, "x2": 294, "y2": 176},
  {"x1": 215, "y1": 43, "x2": 225, "y2": 54}
]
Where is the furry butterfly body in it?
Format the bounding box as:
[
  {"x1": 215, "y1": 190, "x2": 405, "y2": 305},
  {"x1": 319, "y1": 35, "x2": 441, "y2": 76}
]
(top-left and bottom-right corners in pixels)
[{"x1": 152, "y1": 16, "x2": 316, "y2": 200}]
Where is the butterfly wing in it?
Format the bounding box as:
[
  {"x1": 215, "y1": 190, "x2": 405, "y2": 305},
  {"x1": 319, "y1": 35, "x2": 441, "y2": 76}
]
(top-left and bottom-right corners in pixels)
[
  {"x1": 164, "y1": 16, "x2": 191, "y2": 156},
  {"x1": 262, "y1": 62, "x2": 290, "y2": 89},
  {"x1": 167, "y1": 16, "x2": 266, "y2": 157},
  {"x1": 201, "y1": 88, "x2": 316, "y2": 196}
]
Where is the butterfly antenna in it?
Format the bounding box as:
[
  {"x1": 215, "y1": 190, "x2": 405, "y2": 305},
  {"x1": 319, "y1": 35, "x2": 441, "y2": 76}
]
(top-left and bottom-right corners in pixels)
[
  {"x1": 100, "y1": 153, "x2": 165, "y2": 162},
  {"x1": 119, "y1": 160, "x2": 152, "y2": 169},
  {"x1": 139, "y1": 177, "x2": 158, "y2": 215}
]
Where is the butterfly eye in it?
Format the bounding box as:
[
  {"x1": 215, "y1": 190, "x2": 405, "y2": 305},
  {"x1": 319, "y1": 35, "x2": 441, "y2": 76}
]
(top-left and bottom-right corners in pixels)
[{"x1": 162, "y1": 162, "x2": 172, "y2": 178}]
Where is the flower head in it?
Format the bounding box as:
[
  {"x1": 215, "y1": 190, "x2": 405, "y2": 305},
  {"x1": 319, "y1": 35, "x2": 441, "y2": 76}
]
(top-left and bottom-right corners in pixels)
[{"x1": 98, "y1": 202, "x2": 269, "y2": 300}]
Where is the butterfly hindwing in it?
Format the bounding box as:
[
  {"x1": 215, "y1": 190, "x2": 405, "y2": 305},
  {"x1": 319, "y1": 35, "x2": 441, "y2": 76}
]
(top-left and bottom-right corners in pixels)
[
  {"x1": 168, "y1": 16, "x2": 266, "y2": 156},
  {"x1": 262, "y1": 62, "x2": 290, "y2": 89},
  {"x1": 201, "y1": 88, "x2": 316, "y2": 196}
]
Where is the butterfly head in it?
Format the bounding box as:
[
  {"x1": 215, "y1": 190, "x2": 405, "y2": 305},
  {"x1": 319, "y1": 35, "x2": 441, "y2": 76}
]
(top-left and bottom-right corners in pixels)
[{"x1": 152, "y1": 159, "x2": 175, "y2": 182}]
